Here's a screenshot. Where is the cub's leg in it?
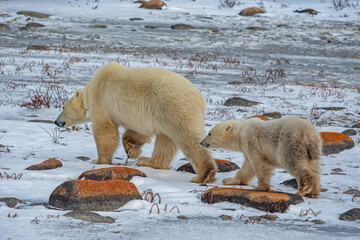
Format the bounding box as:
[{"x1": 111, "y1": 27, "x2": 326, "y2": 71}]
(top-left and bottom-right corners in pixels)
[
  {"x1": 250, "y1": 156, "x2": 274, "y2": 191},
  {"x1": 137, "y1": 133, "x2": 178, "y2": 169},
  {"x1": 92, "y1": 120, "x2": 119, "y2": 164},
  {"x1": 291, "y1": 161, "x2": 320, "y2": 198},
  {"x1": 223, "y1": 157, "x2": 256, "y2": 185},
  {"x1": 122, "y1": 129, "x2": 152, "y2": 159}
]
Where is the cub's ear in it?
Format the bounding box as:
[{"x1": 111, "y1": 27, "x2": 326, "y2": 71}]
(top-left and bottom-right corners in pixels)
[
  {"x1": 75, "y1": 90, "x2": 82, "y2": 98},
  {"x1": 225, "y1": 123, "x2": 234, "y2": 132}
]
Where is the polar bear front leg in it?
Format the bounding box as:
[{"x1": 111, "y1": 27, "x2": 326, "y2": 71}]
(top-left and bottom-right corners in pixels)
[
  {"x1": 122, "y1": 129, "x2": 152, "y2": 159},
  {"x1": 222, "y1": 158, "x2": 255, "y2": 185},
  {"x1": 137, "y1": 133, "x2": 178, "y2": 169},
  {"x1": 92, "y1": 120, "x2": 119, "y2": 165}
]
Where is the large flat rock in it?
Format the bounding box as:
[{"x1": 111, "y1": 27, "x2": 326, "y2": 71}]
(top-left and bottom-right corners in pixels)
[
  {"x1": 321, "y1": 132, "x2": 355, "y2": 155},
  {"x1": 78, "y1": 166, "x2": 146, "y2": 181},
  {"x1": 202, "y1": 187, "x2": 304, "y2": 213}
]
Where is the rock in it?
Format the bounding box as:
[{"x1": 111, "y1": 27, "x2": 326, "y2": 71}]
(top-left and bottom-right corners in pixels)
[
  {"x1": 0, "y1": 197, "x2": 25, "y2": 208},
  {"x1": 222, "y1": 208, "x2": 236, "y2": 211},
  {"x1": 177, "y1": 215, "x2": 188, "y2": 220},
  {"x1": 0, "y1": 23, "x2": 9, "y2": 29},
  {"x1": 246, "y1": 26, "x2": 267, "y2": 31},
  {"x1": 280, "y1": 178, "x2": 298, "y2": 189},
  {"x1": 250, "y1": 115, "x2": 270, "y2": 121},
  {"x1": 145, "y1": 25, "x2": 159, "y2": 29},
  {"x1": 219, "y1": 215, "x2": 233, "y2": 221},
  {"x1": 78, "y1": 167, "x2": 146, "y2": 181},
  {"x1": 136, "y1": 0, "x2": 166, "y2": 10},
  {"x1": 20, "y1": 22, "x2": 45, "y2": 30},
  {"x1": 343, "y1": 189, "x2": 360, "y2": 195},
  {"x1": 239, "y1": 7, "x2": 264, "y2": 16},
  {"x1": 320, "y1": 188, "x2": 328, "y2": 192},
  {"x1": 339, "y1": 208, "x2": 360, "y2": 221},
  {"x1": 259, "y1": 214, "x2": 278, "y2": 221},
  {"x1": 342, "y1": 129, "x2": 357, "y2": 136},
  {"x1": 294, "y1": 9, "x2": 318, "y2": 15},
  {"x1": 171, "y1": 24, "x2": 195, "y2": 30},
  {"x1": 26, "y1": 158, "x2": 62, "y2": 170},
  {"x1": 64, "y1": 210, "x2": 115, "y2": 223},
  {"x1": 277, "y1": 24, "x2": 289, "y2": 28},
  {"x1": 49, "y1": 179, "x2": 142, "y2": 211},
  {"x1": 17, "y1": 11, "x2": 51, "y2": 18},
  {"x1": 332, "y1": 168, "x2": 343, "y2": 173},
  {"x1": 202, "y1": 187, "x2": 304, "y2": 213},
  {"x1": 352, "y1": 123, "x2": 360, "y2": 128},
  {"x1": 129, "y1": 17, "x2": 144, "y2": 21},
  {"x1": 321, "y1": 132, "x2": 355, "y2": 155},
  {"x1": 312, "y1": 219, "x2": 325, "y2": 224},
  {"x1": 224, "y1": 97, "x2": 260, "y2": 107},
  {"x1": 76, "y1": 156, "x2": 90, "y2": 161},
  {"x1": 177, "y1": 159, "x2": 239, "y2": 174},
  {"x1": 27, "y1": 119, "x2": 53, "y2": 123},
  {"x1": 263, "y1": 112, "x2": 282, "y2": 119},
  {"x1": 89, "y1": 25, "x2": 107, "y2": 28},
  {"x1": 316, "y1": 107, "x2": 345, "y2": 111}
]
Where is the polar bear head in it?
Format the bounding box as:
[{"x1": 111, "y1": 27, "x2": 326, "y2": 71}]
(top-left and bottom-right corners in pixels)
[
  {"x1": 54, "y1": 89, "x2": 89, "y2": 128},
  {"x1": 201, "y1": 121, "x2": 235, "y2": 149}
]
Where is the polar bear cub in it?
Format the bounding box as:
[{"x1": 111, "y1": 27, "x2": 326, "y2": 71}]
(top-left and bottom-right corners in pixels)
[{"x1": 201, "y1": 117, "x2": 322, "y2": 198}]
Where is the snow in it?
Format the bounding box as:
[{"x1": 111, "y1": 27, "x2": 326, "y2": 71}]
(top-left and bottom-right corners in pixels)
[{"x1": 0, "y1": 0, "x2": 360, "y2": 239}]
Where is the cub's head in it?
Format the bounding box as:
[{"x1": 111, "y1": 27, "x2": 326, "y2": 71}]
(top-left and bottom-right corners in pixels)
[
  {"x1": 201, "y1": 121, "x2": 234, "y2": 149},
  {"x1": 54, "y1": 89, "x2": 89, "y2": 128}
]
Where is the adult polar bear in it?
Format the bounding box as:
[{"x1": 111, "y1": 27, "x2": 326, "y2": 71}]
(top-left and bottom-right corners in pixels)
[{"x1": 55, "y1": 62, "x2": 216, "y2": 183}]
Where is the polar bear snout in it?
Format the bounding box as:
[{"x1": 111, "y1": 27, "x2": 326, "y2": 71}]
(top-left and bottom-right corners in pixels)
[
  {"x1": 54, "y1": 120, "x2": 65, "y2": 127},
  {"x1": 200, "y1": 141, "x2": 210, "y2": 148}
]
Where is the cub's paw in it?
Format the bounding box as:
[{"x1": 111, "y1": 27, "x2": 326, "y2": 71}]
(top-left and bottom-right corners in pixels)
[
  {"x1": 190, "y1": 176, "x2": 201, "y2": 183},
  {"x1": 137, "y1": 157, "x2": 151, "y2": 167},
  {"x1": 222, "y1": 177, "x2": 239, "y2": 185},
  {"x1": 254, "y1": 185, "x2": 271, "y2": 191},
  {"x1": 91, "y1": 159, "x2": 113, "y2": 165}
]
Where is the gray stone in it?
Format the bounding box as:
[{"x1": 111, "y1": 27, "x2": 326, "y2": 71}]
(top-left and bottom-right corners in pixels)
[
  {"x1": 342, "y1": 129, "x2": 357, "y2": 136},
  {"x1": 259, "y1": 214, "x2": 278, "y2": 221},
  {"x1": 20, "y1": 22, "x2": 45, "y2": 30},
  {"x1": 339, "y1": 208, "x2": 360, "y2": 221},
  {"x1": 352, "y1": 123, "x2": 360, "y2": 128},
  {"x1": 224, "y1": 97, "x2": 260, "y2": 107},
  {"x1": 76, "y1": 156, "x2": 90, "y2": 161},
  {"x1": 64, "y1": 210, "x2": 115, "y2": 223},
  {"x1": 280, "y1": 178, "x2": 298, "y2": 189},
  {"x1": 171, "y1": 24, "x2": 195, "y2": 30},
  {"x1": 129, "y1": 17, "x2": 143, "y2": 21},
  {"x1": 312, "y1": 219, "x2": 325, "y2": 224},
  {"x1": 343, "y1": 189, "x2": 360, "y2": 195},
  {"x1": 316, "y1": 107, "x2": 345, "y2": 111},
  {"x1": 219, "y1": 215, "x2": 233, "y2": 221},
  {"x1": 0, "y1": 23, "x2": 9, "y2": 29},
  {"x1": 246, "y1": 26, "x2": 267, "y2": 31},
  {"x1": 263, "y1": 112, "x2": 282, "y2": 119},
  {"x1": 177, "y1": 215, "x2": 188, "y2": 220},
  {"x1": 89, "y1": 25, "x2": 107, "y2": 28},
  {"x1": 17, "y1": 11, "x2": 51, "y2": 18},
  {"x1": 0, "y1": 197, "x2": 25, "y2": 208}
]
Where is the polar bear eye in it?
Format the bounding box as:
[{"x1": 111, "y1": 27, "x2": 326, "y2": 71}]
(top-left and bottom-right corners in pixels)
[{"x1": 208, "y1": 133, "x2": 211, "y2": 136}]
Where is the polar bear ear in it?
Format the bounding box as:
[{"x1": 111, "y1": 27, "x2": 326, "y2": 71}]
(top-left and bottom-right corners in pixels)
[{"x1": 225, "y1": 123, "x2": 233, "y2": 132}]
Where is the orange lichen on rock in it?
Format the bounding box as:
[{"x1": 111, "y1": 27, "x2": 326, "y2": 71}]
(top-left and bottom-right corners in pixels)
[
  {"x1": 26, "y1": 158, "x2": 62, "y2": 170},
  {"x1": 239, "y1": 7, "x2": 265, "y2": 16},
  {"x1": 78, "y1": 166, "x2": 146, "y2": 181},
  {"x1": 250, "y1": 115, "x2": 270, "y2": 121},
  {"x1": 321, "y1": 132, "x2": 355, "y2": 155},
  {"x1": 177, "y1": 159, "x2": 239, "y2": 173},
  {"x1": 135, "y1": 0, "x2": 166, "y2": 10},
  {"x1": 49, "y1": 179, "x2": 142, "y2": 211},
  {"x1": 202, "y1": 187, "x2": 303, "y2": 213}
]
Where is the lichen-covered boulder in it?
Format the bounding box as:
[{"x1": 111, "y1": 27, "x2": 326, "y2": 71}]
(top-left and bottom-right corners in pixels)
[
  {"x1": 78, "y1": 167, "x2": 146, "y2": 181},
  {"x1": 202, "y1": 187, "x2": 304, "y2": 213},
  {"x1": 321, "y1": 132, "x2": 354, "y2": 155},
  {"x1": 26, "y1": 158, "x2": 62, "y2": 170},
  {"x1": 49, "y1": 179, "x2": 142, "y2": 211}
]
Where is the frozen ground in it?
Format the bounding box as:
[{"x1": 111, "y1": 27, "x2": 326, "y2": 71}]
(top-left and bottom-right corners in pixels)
[{"x1": 0, "y1": 0, "x2": 359, "y2": 239}]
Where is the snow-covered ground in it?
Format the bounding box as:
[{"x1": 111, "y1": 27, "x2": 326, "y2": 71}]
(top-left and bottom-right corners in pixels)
[{"x1": 0, "y1": 0, "x2": 359, "y2": 239}]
